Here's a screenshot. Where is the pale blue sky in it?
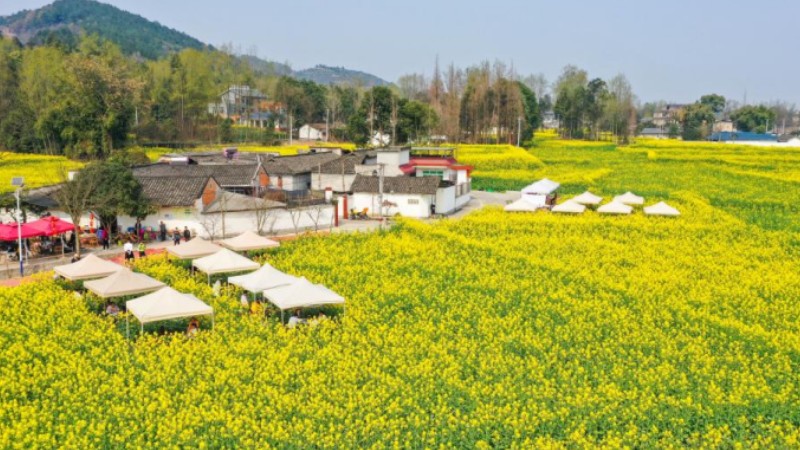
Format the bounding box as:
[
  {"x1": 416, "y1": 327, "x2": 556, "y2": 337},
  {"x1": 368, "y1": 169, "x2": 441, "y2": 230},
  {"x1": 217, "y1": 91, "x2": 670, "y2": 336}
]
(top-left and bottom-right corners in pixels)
[{"x1": 2, "y1": 0, "x2": 798, "y2": 104}]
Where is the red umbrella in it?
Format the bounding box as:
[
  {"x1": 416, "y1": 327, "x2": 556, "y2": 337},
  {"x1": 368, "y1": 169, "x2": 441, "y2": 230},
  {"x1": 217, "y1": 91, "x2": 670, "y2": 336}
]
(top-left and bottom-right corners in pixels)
[{"x1": 26, "y1": 217, "x2": 75, "y2": 237}]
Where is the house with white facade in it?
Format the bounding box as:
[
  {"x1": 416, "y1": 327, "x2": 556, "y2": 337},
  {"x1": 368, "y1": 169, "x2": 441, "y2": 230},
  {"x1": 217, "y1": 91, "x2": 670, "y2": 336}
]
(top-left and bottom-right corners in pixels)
[
  {"x1": 118, "y1": 175, "x2": 333, "y2": 238},
  {"x1": 344, "y1": 147, "x2": 473, "y2": 218},
  {"x1": 298, "y1": 124, "x2": 328, "y2": 141}
]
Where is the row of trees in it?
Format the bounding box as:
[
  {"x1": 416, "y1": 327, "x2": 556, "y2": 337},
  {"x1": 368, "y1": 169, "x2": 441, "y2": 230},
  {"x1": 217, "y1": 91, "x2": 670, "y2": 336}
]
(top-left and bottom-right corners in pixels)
[{"x1": 550, "y1": 66, "x2": 637, "y2": 142}]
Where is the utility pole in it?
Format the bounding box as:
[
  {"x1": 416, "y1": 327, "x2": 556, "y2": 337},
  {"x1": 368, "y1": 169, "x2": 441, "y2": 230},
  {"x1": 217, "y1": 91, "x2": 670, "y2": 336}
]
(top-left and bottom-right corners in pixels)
[
  {"x1": 325, "y1": 108, "x2": 330, "y2": 143},
  {"x1": 516, "y1": 116, "x2": 522, "y2": 147},
  {"x1": 377, "y1": 163, "x2": 385, "y2": 230},
  {"x1": 288, "y1": 113, "x2": 293, "y2": 145},
  {"x1": 12, "y1": 178, "x2": 24, "y2": 277}
]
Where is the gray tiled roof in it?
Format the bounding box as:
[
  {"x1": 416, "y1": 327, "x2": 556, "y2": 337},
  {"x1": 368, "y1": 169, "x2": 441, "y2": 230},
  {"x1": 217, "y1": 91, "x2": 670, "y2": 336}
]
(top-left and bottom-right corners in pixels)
[
  {"x1": 262, "y1": 152, "x2": 340, "y2": 175},
  {"x1": 203, "y1": 190, "x2": 285, "y2": 213},
  {"x1": 351, "y1": 175, "x2": 440, "y2": 195},
  {"x1": 133, "y1": 163, "x2": 261, "y2": 187},
  {"x1": 139, "y1": 176, "x2": 211, "y2": 207},
  {"x1": 316, "y1": 151, "x2": 374, "y2": 175}
]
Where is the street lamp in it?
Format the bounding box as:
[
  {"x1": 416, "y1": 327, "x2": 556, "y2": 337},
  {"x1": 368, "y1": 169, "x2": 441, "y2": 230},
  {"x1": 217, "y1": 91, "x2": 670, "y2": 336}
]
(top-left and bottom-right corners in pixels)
[{"x1": 11, "y1": 177, "x2": 24, "y2": 277}]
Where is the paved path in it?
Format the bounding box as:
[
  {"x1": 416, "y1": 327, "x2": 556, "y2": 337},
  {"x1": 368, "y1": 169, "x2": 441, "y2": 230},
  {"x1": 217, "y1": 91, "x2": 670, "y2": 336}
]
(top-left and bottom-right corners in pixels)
[{"x1": 0, "y1": 191, "x2": 517, "y2": 286}]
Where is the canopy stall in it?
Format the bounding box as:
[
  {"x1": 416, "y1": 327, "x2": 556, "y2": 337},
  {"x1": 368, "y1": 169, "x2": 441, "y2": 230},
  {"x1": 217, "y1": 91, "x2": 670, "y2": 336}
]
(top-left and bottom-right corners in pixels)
[
  {"x1": 613, "y1": 191, "x2": 644, "y2": 205},
  {"x1": 193, "y1": 248, "x2": 260, "y2": 283},
  {"x1": 26, "y1": 217, "x2": 75, "y2": 236},
  {"x1": 166, "y1": 238, "x2": 222, "y2": 259},
  {"x1": 262, "y1": 277, "x2": 345, "y2": 322},
  {"x1": 597, "y1": 201, "x2": 634, "y2": 215},
  {"x1": 126, "y1": 287, "x2": 214, "y2": 337},
  {"x1": 54, "y1": 254, "x2": 123, "y2": 281},
  {"x1": 220, "y1": 231, "x2": 280, "y2": 252},
  {"x1": 571, "y1": 191, "x2": 603, "y2": 205},
  {"x1": 551, "y1": 200, "x2": 586, "y2": 214},
  {"x1": 228, "y1": 263, "x2": 299, "y2": 296},
  {"x1": 84, "y1": 268, "x2": 165, "y2": 298},
  {"x1": 0, "y1": 222, "x2": 45, "y2": 241},
  {"x1": 504, "y1": 197, "x2": 540, "y2": 212},
  {"x1": 644, "y1": 201, "x2": 680, "y2": 217},
  {"x1": 521, "y1": 178, "x2": 560, "y2": 195}
]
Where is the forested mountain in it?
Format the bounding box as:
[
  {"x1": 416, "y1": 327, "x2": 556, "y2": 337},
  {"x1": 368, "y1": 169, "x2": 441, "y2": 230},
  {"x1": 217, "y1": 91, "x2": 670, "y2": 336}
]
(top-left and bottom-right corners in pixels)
[
  {"x1": 0, "y1": 0, "x2": 390, "y2": 86},
  {"x1": 294, "y1": 65, "x2": 390, "y2": 87},
  {"x1": 0, "y1": 0, "x2": 207, "y2": 59}
]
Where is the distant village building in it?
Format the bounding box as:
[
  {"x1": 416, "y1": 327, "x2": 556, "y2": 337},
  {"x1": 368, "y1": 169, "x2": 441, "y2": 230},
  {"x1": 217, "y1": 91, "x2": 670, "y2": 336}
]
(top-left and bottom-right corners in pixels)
[
  {"x1": 638, "y1": 127, "x2": 671, "y2": 139},
  {"x1": 298, "y1": 123, "x2": 328, "y2": 141},
  {"x1": 712, "y1": 120, "x2": 735, "y2": 133},
  {"x1": 707, "y1": 131, "x2": 778, "y2": 142},
  {"x1": 653, "y1": 104, "x2": 688, "y2": 128},
  {"x1": 208, "y1": 86, "x2": 285, "y2": 128}
]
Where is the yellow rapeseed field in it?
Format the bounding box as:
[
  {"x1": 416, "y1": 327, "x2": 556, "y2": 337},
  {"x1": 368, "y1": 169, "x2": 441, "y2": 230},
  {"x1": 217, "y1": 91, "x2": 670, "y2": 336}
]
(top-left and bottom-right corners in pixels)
[
  {"x1": 0, "y1": 152, "x2": 83, "y2": 194},
  {"x1": 1, "y1": 139, "x2": 800, "y2": 447}
]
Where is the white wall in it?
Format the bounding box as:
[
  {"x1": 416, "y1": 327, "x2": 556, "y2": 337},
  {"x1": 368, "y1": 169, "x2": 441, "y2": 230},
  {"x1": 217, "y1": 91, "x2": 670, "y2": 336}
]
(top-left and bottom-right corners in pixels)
[
  {"x1": 267, "y1": 173, "x2": 311, "y2": 192},
  {"x1": 119, "y1": 204, "x2": 335, "y2": 239},
  {"x1": 435, "y1": 186, "x2": 456, "y2": 215},
  {"x1": 352, "y1": 193, "x2": 432, "y2": 218},
  {"x1": 377, "y1": 149, "x2": 410, "y2": 176},
  {"x1": 299, "y1": 125, "x2": 324, "y2": 140},
  {"x1": 311, "y1": 173, "x2": 356, "y2": 192}
]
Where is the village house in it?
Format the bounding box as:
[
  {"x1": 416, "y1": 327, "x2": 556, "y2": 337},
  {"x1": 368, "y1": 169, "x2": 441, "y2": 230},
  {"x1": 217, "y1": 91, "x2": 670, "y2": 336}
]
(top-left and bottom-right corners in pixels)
[
  {"x1": 298, "y1": 123, "x2": 328, "y2": 141},
  {"x1": 314, "y1": 146, "x2": 472, "y2": 219},
  {"x1": 208, "y1": 86, "x2": 285, "y2": 128}
]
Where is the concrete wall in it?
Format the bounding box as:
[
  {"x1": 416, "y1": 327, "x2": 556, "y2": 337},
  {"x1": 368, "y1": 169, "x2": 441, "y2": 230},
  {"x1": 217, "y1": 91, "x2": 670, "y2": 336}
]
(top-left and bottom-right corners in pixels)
[
  {"x1": 352, "y1": 192, "x2": 432, "y2": 218},
  {"x1": 311, "y1": 173, "x2": 356, "y2": 193},
  {"x1": 435, "y1": 185, "x2": 456, "y2": 215},
  {"x1": 299, "y1": 125, "x2": 324, "y2": 140},
  {"x1": 119, "y1": 204, "x2": 335, "y2": 239},
  {"x1": 267, "y1": 173, "x2": 310, "y2": 192},
  {"x1": 377, "y1": 150, "x2": 410, "y2": 176}
]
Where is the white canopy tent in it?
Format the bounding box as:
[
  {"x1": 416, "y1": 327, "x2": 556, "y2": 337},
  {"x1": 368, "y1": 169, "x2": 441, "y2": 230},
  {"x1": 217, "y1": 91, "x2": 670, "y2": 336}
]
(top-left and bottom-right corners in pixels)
[
  {"x1": 551, "y1": 200, "x2": 587, "y2": 214},
  {"x1": 262, "y1": 277, "x2": 345, "y2": 322},
  {"x1": 504, "y1": 196, "x2": 540, "y2": 212},
  {"x1": 572, "y1": 191, "x2": 603, "y2": 205},
  {"x1": 228, "y1": 263, "x2": 299, "y2": 296},
  {"x1": 54, "y1": 254, "x2": 123, "y2": 281},
  {"x1": 193, "y1": 248, "x2": 260, "y2": 283},
  {"x1": 521, "y1": 178, "x2": 560, "y2": 195},
  {"x1": 644, "y1": 201, "x2": 680, "y2": 216},
  {"x1": 126, "y1": 287, "x2": 214, "y2": 337},
  {"x1": 598, "y1": 201, "x2": 634, "y2": 215},
  {"x1": 84, "y1": 268, "x2": 165, "y2": 298},
  {"x1": 613, "y1": 191, "x2": 645, "y2": 205},
  {"x1": 220, "y1": 231, "x2": 280, "y2": 252},
  {"x1": 166, "y1": 238, "x2": 222, "y2": 259}
]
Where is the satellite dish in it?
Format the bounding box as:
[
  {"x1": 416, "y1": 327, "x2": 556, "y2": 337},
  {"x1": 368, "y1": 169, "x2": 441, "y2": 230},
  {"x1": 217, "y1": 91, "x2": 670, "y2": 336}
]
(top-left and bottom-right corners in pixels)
[{"x1": 11, "y1": 177, "x2": 24, "y2": 187}]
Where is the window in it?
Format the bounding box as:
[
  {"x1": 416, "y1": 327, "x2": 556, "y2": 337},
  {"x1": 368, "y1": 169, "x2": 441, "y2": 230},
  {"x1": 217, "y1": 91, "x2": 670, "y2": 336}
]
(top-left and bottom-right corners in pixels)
[
  {"x1": 421, "y1": 170, "x2": 444, "y2": 178},
  {"x1": 408, "y1": 198, "x2": 420, "y2": 205}
]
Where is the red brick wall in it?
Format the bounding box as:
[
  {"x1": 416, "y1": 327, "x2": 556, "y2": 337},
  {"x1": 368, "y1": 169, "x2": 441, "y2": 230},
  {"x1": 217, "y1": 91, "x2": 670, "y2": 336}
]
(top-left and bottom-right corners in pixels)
[{"x1": 201, "y1": 180, "x2": 218, "y2": 206}]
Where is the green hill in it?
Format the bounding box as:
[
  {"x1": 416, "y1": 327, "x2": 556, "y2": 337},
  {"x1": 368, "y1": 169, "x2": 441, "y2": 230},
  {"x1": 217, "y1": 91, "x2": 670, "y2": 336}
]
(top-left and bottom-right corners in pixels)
[{"x1": 0, "y1": 0, "x2": 208, "y2": 59}]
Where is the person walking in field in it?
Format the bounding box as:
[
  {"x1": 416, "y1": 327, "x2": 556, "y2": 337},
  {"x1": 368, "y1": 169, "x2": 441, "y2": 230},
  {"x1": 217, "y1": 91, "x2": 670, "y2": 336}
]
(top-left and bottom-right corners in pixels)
[
  {"x1": 173, "y1": 229, "x2": 181, "y2": 246},
  {"x1": 138, "y1": 241, "x2": 146, "y2": 258},
  {"x1": 159, "y1": 222, "x2": 167, "y2": 242}
]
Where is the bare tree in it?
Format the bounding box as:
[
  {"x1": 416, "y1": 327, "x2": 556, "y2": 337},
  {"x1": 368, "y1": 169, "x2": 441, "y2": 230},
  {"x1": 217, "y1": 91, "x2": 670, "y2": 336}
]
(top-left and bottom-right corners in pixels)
[
  {"x1": 198, "y1": 213, "x2": 221, "y2": 240},
  {"x1": 304, "y1": 203, "x2": 330, "y2": 232},
  {"x1": 251, "y1": 196, "x2": 280, "y2": 235},
  {"x1": 54, "y1": 167, "x2": 101, "y2": 257}
]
